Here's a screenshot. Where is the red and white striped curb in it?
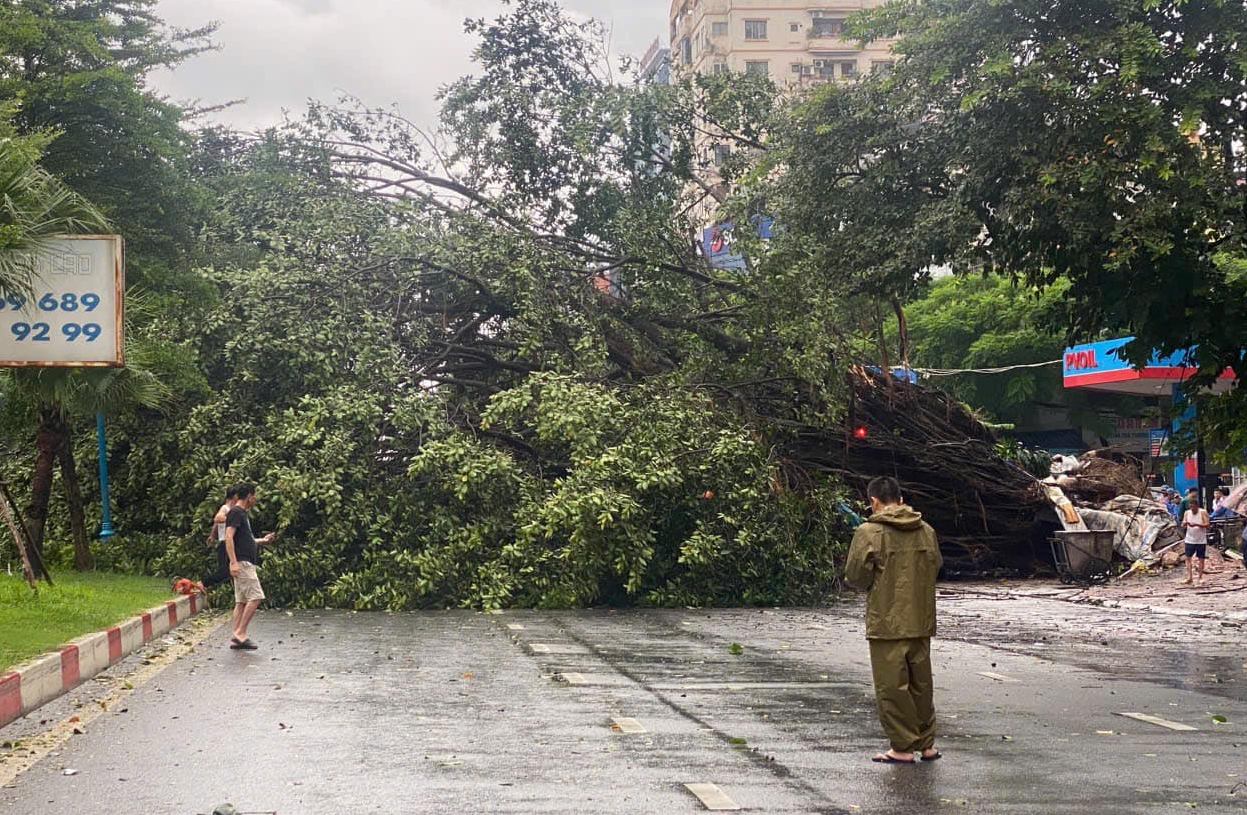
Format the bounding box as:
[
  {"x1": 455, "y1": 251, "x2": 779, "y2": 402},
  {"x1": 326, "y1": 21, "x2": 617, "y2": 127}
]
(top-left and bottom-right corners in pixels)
[{"x1": 0, "y1": 592, "x2": 204, "y2": 730}]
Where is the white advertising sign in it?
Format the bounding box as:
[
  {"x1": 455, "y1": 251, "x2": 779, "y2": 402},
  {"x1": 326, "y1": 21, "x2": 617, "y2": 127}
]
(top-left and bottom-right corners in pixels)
[{"x1": 0, "y1": 236, "x2": 123, "y2": 367}]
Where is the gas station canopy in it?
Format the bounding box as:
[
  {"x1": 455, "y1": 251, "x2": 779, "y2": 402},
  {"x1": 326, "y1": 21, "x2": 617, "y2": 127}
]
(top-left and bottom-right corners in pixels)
[{"x1": 1063, "y1": 338, "x2": 1236, "y2": 396}]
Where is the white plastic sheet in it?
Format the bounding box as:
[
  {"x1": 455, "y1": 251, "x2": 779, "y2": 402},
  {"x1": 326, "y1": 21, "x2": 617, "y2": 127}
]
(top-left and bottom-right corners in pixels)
[{"x1": 1078, "y1": 496, "x2": 1182, "y2": 561}]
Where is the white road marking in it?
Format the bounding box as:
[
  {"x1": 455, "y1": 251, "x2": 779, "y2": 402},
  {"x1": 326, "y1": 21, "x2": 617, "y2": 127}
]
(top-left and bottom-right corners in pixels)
[
  {"x1": 526, "y1": 642, "x2": 592, "y2": 655},
  {"x1": 684, "y1": 783, "x2": 742, "y2": 811},
  {"x1": 652, "y1": 681, "x2": 853, "y2": 691},
  {"x1": 506, "y1": 624, "x2": 525, "y2": 631},
  {"x1": 1115, "y1": 712, "x2": 1198, "y2": 732},
  {"x1": 611, "y1": 717, "x2": 647, "y2": 734},
  {"x1": 555, "y1": 672, "x2": 588, "y2": 685},
  {"x1": 977, "y1": 672, "x2": 1018, "y2": 683}
]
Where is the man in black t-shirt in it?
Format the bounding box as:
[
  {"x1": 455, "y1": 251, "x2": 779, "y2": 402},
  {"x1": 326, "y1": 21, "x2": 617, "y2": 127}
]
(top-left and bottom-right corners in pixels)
[{"x1": 224, "y1": 483, "x2": 274, "y2": 650}]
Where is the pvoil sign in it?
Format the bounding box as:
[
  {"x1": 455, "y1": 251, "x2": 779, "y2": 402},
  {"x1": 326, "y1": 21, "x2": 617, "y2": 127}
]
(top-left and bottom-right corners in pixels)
[
  {"x1": 1060, "y1": 337, "x2": 1228, "y2": 390},
  {"x1": 1064, "y1": 348, "x2": 1100, "y2": 372}
]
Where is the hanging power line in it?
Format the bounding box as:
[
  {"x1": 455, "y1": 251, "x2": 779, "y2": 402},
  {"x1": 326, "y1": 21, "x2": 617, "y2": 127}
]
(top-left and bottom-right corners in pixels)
[{"x1": 915, "y1": 359, "x2": 1063, "y2": 377}]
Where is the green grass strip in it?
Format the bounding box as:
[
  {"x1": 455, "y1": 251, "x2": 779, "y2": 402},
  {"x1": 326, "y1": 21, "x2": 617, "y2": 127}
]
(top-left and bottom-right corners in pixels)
[{"x1": 0, "y1": 571, "x2": 172, "y2": 672}]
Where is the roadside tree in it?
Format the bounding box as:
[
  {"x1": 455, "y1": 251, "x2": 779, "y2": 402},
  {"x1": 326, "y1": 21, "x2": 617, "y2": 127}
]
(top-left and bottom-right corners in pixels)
[{"x1": 759, "y1": 0, "x2": 1247, "y2": 458}]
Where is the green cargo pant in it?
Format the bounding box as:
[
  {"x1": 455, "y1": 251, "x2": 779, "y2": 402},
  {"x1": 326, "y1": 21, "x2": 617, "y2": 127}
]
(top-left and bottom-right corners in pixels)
[{"x1": 868, "y1": 637, "x2": 936, "y2": 754}]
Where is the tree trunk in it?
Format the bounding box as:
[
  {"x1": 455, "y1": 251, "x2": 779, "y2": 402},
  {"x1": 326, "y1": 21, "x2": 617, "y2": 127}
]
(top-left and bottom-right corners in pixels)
[
  {"x1": 0, "y1": 475, "x2": 38, "y2": 590},
  {"x1": 24, "y1": 407, "x2": 63, "y2": 558},
  {"x1": 1, "y1": 478, "x2": 51, "y2": 584},
  {"x1": 58, "y1": 422, "x2": 93, "y2": 571},
  {"x1": 891, "y1": 298, "x2": 911, "y2": 372}
]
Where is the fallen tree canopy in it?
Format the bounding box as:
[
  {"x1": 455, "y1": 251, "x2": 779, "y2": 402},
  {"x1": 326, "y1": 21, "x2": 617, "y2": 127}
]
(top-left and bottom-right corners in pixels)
[
  {"x1": 7, "y1": 0, "x2": 1137, "y2": 606},
  {"x1": 86, "y1": 1, "x2": 1063, "y2": 609}
]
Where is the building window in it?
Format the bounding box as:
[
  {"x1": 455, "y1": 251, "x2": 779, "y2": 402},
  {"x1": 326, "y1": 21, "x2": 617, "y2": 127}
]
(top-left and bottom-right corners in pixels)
[
  {"x1": 791, "y1": 62, "x2": 805, "y2": 75},
  {"x1": 713, "y1": 144, "x2": 732, "y2": 166},
  {"x1": 812, "y1": 17, "x2": 844, "y2": 38},
  {"x1": 711, "y1": 21, "x2": 728, "y2": 37},
  {"x1": 712, "y1": 61, "x2": 728, "y2": 76},
  {"x1": 840, "y1": 60, "x2": 858, "y2": 78},
  {"x1": 813, "y1": 59, "x2": 836, "y2": 78},
  {"x1": 790, "y1": 23, "x2": 800, "y2": 33},
  {"x1": 744, "y1": 20, "x2": 768, "y2": 40},
  {"x1": 745, "y1": 60, "x2": 769, "y2": 76},
  {"x1": 680, "y1": 37, "x2": 691, "y2": 64},
  {"x1": 871, "y1": 60, "x2": 895, "y2": 76}
]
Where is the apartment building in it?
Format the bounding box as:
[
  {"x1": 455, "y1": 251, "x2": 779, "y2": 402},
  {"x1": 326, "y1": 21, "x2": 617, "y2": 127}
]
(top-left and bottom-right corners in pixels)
[
  {"x1": 669, "y1": 0, "x2": 896, "y2": 85},
  {"x1": 638, "y1": 38, "x2": 673, "y2": 85}
]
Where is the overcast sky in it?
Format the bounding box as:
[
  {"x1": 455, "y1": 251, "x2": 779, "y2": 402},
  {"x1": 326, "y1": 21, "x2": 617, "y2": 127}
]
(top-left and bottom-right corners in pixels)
[{"x1": 151, "y1": 0, "x2": 669, "y2": 132}]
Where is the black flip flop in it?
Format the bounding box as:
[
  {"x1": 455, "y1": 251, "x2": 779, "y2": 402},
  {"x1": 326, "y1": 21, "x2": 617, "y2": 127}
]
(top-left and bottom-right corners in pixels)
[
  {"x1": 872, "y1": 753, "x2": 917, "y2": 764},
  {"x1": 230, "y1": 638, "x2": 258, "y2": 651},
  {"x1": 921, "y1": 751, "x2": 943, "y2": 762}
]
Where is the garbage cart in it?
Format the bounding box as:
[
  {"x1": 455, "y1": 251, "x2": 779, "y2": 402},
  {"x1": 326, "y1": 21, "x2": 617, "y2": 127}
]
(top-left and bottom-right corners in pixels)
[
  {"x1": 1211, "y1": 518, "x2": 1244, "y2": 551},
  {"x1": 1050, "y1": 530, "x2": 1115, "y2": 584}
]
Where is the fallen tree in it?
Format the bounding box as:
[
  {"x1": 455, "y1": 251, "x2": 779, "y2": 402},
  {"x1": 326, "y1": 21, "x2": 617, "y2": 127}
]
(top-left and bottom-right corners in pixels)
[
  {"x1": 107, "y1": 2, "x2": 1062, "y2": 609},
  {"x1": 273, "y1": 2, "x2": 1054, "y2": 580}
]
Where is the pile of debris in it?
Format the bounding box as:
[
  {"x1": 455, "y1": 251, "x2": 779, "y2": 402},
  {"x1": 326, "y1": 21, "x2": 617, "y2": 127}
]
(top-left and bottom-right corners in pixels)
[
  {"x1": 1077, "y1": 494, "x2": 1183, "y2": 562},
  {"x1": 1049, "y1": 451, "x2": 1149, "y2": 501},
  {"x1": 787, "y1": 369, "x2": 1233, "y2": 578},
  {"x1": 1040, "y1": 451, "x2": 1245, "y2": 571}
]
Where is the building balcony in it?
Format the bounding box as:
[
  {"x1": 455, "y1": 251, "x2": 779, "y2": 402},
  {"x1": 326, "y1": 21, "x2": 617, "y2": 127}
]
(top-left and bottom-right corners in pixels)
[
  {"x1": 807, "y1": 35, "x2": 856, "y2": 51},
  {"x1": 695, "y1": 0, "x2": 732, "y2": 15}
]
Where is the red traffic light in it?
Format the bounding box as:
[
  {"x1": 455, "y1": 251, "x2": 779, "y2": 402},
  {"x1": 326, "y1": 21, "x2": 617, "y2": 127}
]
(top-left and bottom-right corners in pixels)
[{"x1": 854, "y1": 426, "x2": 869, "y2": 439}]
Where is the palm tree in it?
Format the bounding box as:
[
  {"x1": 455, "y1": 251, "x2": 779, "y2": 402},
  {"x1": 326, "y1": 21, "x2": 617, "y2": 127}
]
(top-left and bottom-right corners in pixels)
[
  {"x1": 0, "y1": 134, "x2": 108, "y2": 296},
  {"x1": 1, "y1": 115, "x2": 111, "y2": 571},
  {"x1": 4, "y1": 331, "x2": 170, "y2": 569}
]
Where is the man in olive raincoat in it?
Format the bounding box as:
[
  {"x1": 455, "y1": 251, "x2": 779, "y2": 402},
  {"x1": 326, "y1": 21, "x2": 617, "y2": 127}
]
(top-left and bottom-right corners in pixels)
[{"x1": 845, "y1": 476, "x2": 943, "y2": 764}]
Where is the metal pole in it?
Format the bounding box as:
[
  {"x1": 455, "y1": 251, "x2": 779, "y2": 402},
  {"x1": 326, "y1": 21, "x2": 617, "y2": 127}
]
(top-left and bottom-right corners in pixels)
[{"x1": 96, "y1": 412, "x2": 115, "y2": 540}]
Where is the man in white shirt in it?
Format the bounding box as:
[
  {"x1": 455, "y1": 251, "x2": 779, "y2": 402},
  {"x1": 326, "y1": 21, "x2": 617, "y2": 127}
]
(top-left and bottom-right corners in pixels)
[
  {"x1": 199, "y1": 487, "x2": 239, "y2": 596},
  {"x1": 1182, "y1": 496, "x2": 1210, "y2": 587}
]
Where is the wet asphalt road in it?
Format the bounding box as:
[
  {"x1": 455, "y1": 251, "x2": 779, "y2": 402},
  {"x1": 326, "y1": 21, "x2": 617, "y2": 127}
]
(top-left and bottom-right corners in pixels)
[{"x1": 2, "y1": 590, "x2": 1246, "y2": 814}]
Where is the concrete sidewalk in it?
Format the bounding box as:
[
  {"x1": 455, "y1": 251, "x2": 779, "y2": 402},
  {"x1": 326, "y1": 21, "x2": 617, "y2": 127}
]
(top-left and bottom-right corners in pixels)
[{"x1": 2, "y1": 594, "x2": 1244, "y2": 814}]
